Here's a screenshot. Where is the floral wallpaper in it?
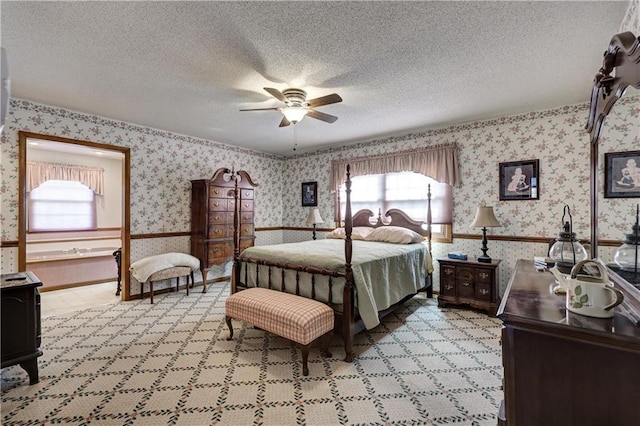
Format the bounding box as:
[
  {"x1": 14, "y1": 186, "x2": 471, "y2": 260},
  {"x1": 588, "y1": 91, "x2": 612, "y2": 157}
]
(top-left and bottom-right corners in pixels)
[
  {"x1": 283, "y1": 96, "x2": 640, "y2": 244},
  {"x1": 1, "y1": 94, "x2": 638, "y2": 293},
  {"x1": 1, "y1": 99, "x2": 285, "y2": 241},
  {"x1": 0, "y1": 99, "x2": 285, "y2": 288}
]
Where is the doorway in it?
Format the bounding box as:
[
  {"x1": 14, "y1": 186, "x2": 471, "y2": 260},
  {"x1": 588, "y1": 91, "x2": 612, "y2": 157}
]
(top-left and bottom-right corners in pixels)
[{"x1": 18, "y1": 131, "x2": 131, "y2": 301}]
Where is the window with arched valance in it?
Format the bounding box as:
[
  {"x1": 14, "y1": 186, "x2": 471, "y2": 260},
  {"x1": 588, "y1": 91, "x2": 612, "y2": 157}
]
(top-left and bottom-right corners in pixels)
[
  {"x1": 26, "y1": 161, "x2": 104, "y2": 195},
  {"x1": 330, "y1": 143, "x2": 459, "y2": 225}
]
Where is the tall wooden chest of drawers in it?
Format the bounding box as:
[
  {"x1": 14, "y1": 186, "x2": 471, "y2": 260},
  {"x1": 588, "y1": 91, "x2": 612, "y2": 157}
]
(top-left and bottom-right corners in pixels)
[
  {"x1": 437, "y1": 258, "x2": 500, "y2": 316},
  {"x1": 191, "y1": 168, "x2": 257, "y2": 287}
]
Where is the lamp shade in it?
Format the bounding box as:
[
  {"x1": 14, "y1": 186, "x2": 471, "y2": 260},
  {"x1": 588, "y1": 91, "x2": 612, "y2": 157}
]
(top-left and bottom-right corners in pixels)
[
  {"x1": 470, "y1": 206, "x2": 501, "y2": 228},
  {"x1": 305, "y1": 208, "x2": 323, "y2": 225},
  {"x1": 282, "y1": 107, "x2": 308, "y2": 123}
]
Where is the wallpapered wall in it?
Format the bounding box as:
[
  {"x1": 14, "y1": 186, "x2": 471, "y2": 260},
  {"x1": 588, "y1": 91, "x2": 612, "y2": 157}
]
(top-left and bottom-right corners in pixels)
[
  {"x1": 283, "y1": 95, "x2": 640, "y2": 242},
  {"x1": 1, "y1": 98, "x2": 638, "y2": 294},
  {"x1": 0, "y1": 100, "x2": 285, "y2": 289}
]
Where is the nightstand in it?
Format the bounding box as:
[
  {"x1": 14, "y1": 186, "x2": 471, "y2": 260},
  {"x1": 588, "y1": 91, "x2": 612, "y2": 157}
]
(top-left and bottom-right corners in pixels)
[{"x1": 437, "y1": 258, "x2": 501, "y2": 316}]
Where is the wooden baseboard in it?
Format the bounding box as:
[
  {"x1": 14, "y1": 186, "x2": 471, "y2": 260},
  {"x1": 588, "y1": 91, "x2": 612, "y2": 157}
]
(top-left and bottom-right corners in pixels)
[{"x1": 39, "y1": 277, "x2": 118, "y2": 292}]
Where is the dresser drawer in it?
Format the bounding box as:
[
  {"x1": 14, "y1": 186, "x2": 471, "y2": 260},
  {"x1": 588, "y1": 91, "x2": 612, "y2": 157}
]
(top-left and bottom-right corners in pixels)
[
  {"x1": 240, "y1": 224, "x2": 253, "y2": 237},
  {"x1": 209, "y1": 198, "x2": 227, "y2": 211},
  {"x1": 210, "y1": 186, "x2": 230, "y2": 198},
  {"x1": 441, "y1": 279, "x2": 456, "y2": 296},
  {"x1": 457, "y1": 279, "x2": 474, "y2": 298},
  {"x1": 240, "y1": 211, "x2": 253, "y2": 223},
  {"x1": 208, "y1": 225, "x2": 226, "y2": 239},
  {"x1": 441, "y1": 265, "x2": 456, "y2": 280},
  {"x1": 475, "y1": 283, "x2": 492, "y2": 301},
  {"x1": 239, "y1": 199, "x2": 254, "y2": 212},
  {"x1": 208, "y1": 242, "x2": 230, "y2": 260},
  {"x1": 240, "y1": 189, "x2": 254, "y2": 200},
  {"x1": 457, "y1": 267, "x2": 475, "y2": 282},
  {"x1": 476, "y1": 269, "x2": 494, "y2": 283},
  {"x1": 208, "y1": 212, "x2": 226, "y2": 225}
]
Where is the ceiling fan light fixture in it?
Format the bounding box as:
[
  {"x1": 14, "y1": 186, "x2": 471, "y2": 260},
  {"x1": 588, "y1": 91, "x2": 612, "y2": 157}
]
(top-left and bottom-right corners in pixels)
[{"x1": 281, "y1": 106, "x2": 308, "y2": 124}]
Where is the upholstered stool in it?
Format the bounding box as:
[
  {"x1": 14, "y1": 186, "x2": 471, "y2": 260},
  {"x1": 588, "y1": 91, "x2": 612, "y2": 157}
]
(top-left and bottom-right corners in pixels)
[
  {"x1": 225, "y1": 287, "x2": 334, "y2": 376},
  {"x1": 144, "y1": 266, "x2": 193, "y2": 304}
]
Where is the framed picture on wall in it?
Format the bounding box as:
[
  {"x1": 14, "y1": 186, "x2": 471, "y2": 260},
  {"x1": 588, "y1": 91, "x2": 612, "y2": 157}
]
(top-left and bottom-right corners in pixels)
[
  {"x1": 499, "y1": 159, "x2": 539, "y2": 200},
  {"x1": 604, "y1": 150, "x2": 640, "y2": 198},
  {"x1": 301, "y1": 181, "x2": 318, "y2": 206}
]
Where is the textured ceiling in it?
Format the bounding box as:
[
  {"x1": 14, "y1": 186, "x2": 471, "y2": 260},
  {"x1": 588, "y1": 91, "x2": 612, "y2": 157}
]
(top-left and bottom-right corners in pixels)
[{"x1": 1, "y1": 1, "x2": 629, "y2": 156}]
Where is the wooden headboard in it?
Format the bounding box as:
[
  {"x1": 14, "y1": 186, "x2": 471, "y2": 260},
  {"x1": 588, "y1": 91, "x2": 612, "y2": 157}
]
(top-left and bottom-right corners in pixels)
[{"x1": 352, "y1": 208, "x2": 427, "y2": 236}]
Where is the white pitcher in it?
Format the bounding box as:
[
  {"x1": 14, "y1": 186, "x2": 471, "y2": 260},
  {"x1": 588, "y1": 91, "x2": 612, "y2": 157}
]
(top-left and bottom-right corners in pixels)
[{"x1": 562, "y1": 260, "x2": 624, "y2": 318}]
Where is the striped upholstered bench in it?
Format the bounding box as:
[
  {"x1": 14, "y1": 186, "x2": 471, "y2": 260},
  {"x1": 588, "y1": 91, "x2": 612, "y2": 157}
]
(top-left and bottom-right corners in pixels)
[{"x1": 225, "y1": 287, "x2": 334, "y2": 376}]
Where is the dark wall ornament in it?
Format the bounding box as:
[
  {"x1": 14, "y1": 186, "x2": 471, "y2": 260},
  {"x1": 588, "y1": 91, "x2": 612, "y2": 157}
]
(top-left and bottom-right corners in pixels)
[
  {"x1": 605, "y1": 150, "x2": 640, "y2": 198},
  {"x1": 499, "y1": 159, "x2": 539, "y2": 201},
  {"x1": 301, "y1": 181, "x2": 318, "y2": 206}
]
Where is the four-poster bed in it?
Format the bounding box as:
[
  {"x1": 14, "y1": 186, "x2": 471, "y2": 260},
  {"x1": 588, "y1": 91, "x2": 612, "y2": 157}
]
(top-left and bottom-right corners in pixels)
[{"x1": 230, "y1": 165, "x2": 434, "y2": 361}]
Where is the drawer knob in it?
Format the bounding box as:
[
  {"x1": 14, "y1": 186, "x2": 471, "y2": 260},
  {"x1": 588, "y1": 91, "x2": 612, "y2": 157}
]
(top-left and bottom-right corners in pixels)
[
  {"x1": 213, "y1": 248, "x2": 220, "y2": 254},
  {"x1": 445, "y1": 269, "x2": 453, "y2": 275},
  {"x1": 213, "y1": 202, "x2": 219, "y2": 207},
  {"x1": 213, "y1": 229, "x2": 220, "y2": 234},
  {"x1": 245, "y1": 192, "x2": 251, "y2": 196},
  {"x1": 213, "y1": 216, "x2": 220, "y2": 221},
  {"x1": 480, "y1": 272, "x2": 489, "y2": 279},
  {"x1": 214, "y1": 189, "x2": 220, "y2": 195},
  {"x1": 243, "y1": 215, "x2": 251, "y2": 220},
  {"x1": 446, "y1": 284, "x2": 453, "y2": 290},
  {"x1": 244, "y1": 203, "x2": 250, "y2": 208},
  {"x1": 480, "y1": 288, "x2": 489, "y2": 295},
  {"x1": 462, "y1": 282, "x2": 471, "y2": 287}
]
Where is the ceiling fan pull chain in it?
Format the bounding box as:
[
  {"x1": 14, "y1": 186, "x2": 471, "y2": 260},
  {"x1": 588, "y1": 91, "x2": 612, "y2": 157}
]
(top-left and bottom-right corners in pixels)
[{"x1": 293, "y1": 123, "x2": 298, "y2": 151}]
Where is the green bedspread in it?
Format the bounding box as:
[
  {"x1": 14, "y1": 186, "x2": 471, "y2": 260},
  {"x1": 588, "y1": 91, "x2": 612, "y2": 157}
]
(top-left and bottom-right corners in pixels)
[{"x1": 240, "y1": 239, "x2": 429, "y2": 329}]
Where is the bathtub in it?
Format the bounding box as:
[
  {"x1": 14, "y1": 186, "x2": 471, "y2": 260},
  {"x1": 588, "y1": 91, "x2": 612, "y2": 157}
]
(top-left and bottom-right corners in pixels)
[
  {"x1": 26, "y1": 247, "x2": 119, "y2": 262},
  {"x1": 26, "y1": 247, "x2": 120, "y2": 291}
]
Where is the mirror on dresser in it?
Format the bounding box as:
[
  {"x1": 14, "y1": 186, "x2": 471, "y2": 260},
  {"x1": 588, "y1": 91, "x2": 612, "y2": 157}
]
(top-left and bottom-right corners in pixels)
[{"x1": 586, "y1": 31, "x2": 640, "y2": 324}]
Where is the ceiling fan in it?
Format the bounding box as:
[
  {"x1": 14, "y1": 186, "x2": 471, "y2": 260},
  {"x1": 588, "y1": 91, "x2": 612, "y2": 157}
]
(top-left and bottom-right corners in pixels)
[{"x1": 240, "y1": 87, "x2": 342, "y2": 127}]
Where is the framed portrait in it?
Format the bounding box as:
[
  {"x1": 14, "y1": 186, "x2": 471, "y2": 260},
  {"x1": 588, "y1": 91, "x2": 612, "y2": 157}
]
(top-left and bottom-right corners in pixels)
[
  {"x1": 301, "y1": 181, "x2": 318, "y2": 206},
  {"x1": 604, "y1": 150, "x2": 640, "y2": 198},
  {"x1": 499, "y1": 159, "x2": 539, "y2": 201}
]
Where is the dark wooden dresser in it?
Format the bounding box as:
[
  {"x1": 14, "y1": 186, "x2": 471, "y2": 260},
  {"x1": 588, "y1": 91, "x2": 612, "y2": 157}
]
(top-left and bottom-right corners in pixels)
[
  {"x1": 1, "y1": 271, "x2": 43, "y2": 385},
  {"x1": 191, "y1": 168, "x2": 257, "y2": 286},
  {"x1": 497, "y1": 260, "x2": 640, "y2": 426},
  {"x1": 437, "y1": 258, "x2": 500, "y2": 315}
]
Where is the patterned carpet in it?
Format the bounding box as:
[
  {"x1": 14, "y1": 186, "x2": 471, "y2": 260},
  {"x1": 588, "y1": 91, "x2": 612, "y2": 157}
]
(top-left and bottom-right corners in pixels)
[{"x1": 1, "y1": 282, "x2": 503, "y2": 425}]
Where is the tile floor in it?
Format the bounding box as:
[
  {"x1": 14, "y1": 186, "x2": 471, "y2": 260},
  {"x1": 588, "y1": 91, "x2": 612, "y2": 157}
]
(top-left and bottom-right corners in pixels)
[{"x1": 39, "y1": 281, "x2": 121, "y2": 318}]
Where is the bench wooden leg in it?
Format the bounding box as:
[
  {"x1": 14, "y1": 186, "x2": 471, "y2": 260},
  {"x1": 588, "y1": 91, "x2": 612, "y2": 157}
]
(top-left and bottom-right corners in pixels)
[
  {"x1": 150, "y1": 281, "x2": 154, "y2": 304},
  {"x1": 300, "y1": 343, "x2": 310, "y2": 376},
  {"x1": 225, "y1": 316, "x2": 234, "y2": 340},
  {"x1": 186, "y1": 274, "x2": 190, "y2": 296},
  {"x1": 319, "y1": 332, "x2": 333, "y2": 359}
]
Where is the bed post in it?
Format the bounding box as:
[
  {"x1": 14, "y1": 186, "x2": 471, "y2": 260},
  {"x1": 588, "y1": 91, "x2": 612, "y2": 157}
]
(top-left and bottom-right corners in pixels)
[
  {"x1": 231, "y1": 170, "x2": 240, "y2": 294},
  {"x1": 427, "y1": 184, "x2": 432, "y2": 255},
  {"x1": 343, "y1": 164, "x2": 354, "y2": 362},
  {"x1": 426, "y1": 183, "x2": 433, "y2": 298}
]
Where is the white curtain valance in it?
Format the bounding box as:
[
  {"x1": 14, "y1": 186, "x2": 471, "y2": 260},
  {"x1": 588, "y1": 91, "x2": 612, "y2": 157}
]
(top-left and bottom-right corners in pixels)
[
  {"x1": 26, "y1": 161, "x2": 104, "y2": 195},
  {"x1": 330, "y1": 143, "x2": 459, "y2": 191}
]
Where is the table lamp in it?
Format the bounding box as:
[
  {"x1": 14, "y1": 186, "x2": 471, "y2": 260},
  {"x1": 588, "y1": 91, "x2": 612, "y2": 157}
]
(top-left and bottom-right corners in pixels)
[
  {"x1": 306, "y1": 208, "x2": 323, "y2": 240},
  {"x1": 471, "y1": 206, "x2": 502, "y2": 263}
]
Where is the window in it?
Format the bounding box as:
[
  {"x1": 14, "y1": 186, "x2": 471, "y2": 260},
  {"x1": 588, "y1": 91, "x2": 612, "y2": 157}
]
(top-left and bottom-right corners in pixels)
[
  {"x1": 28, "y1": 180, "x2": 96, "y2": 231},
  {"x1": 337, "y1": 172, "x2": 452, "y2": 241}
]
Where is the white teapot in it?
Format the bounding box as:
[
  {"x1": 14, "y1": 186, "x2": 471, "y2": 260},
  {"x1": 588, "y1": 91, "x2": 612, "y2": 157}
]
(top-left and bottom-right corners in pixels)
[{"x1": 552, "y1": 260, "x2": 624, "y2": 318}]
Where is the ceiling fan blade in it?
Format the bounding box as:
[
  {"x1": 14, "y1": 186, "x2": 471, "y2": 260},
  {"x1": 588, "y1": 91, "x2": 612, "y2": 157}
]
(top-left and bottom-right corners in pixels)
[
  {"x1": 306, "y1": 93, "x2": 342, "y2": 108},
  {"x1": 279, "y1": 116, "x2": 291, "y2": 127},
  {"x1": 307, "y1": 109, "x2": 338, "y2": 123},
  {"x1": 239, "y1": 107, "x2": 280, "y2": 111},
  {"x1": 264, "y1": 87, "x2": 287, "y2": 103}
]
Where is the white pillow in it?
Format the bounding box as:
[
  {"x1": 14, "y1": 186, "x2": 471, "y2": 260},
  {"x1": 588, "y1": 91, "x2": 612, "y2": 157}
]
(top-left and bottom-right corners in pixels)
[
  {"x1": 326, "y1": 226, "x2": 374, "y2": 240},
  {"x1": 365, "y1": 226, "x2": 425, "y2": 244}
]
